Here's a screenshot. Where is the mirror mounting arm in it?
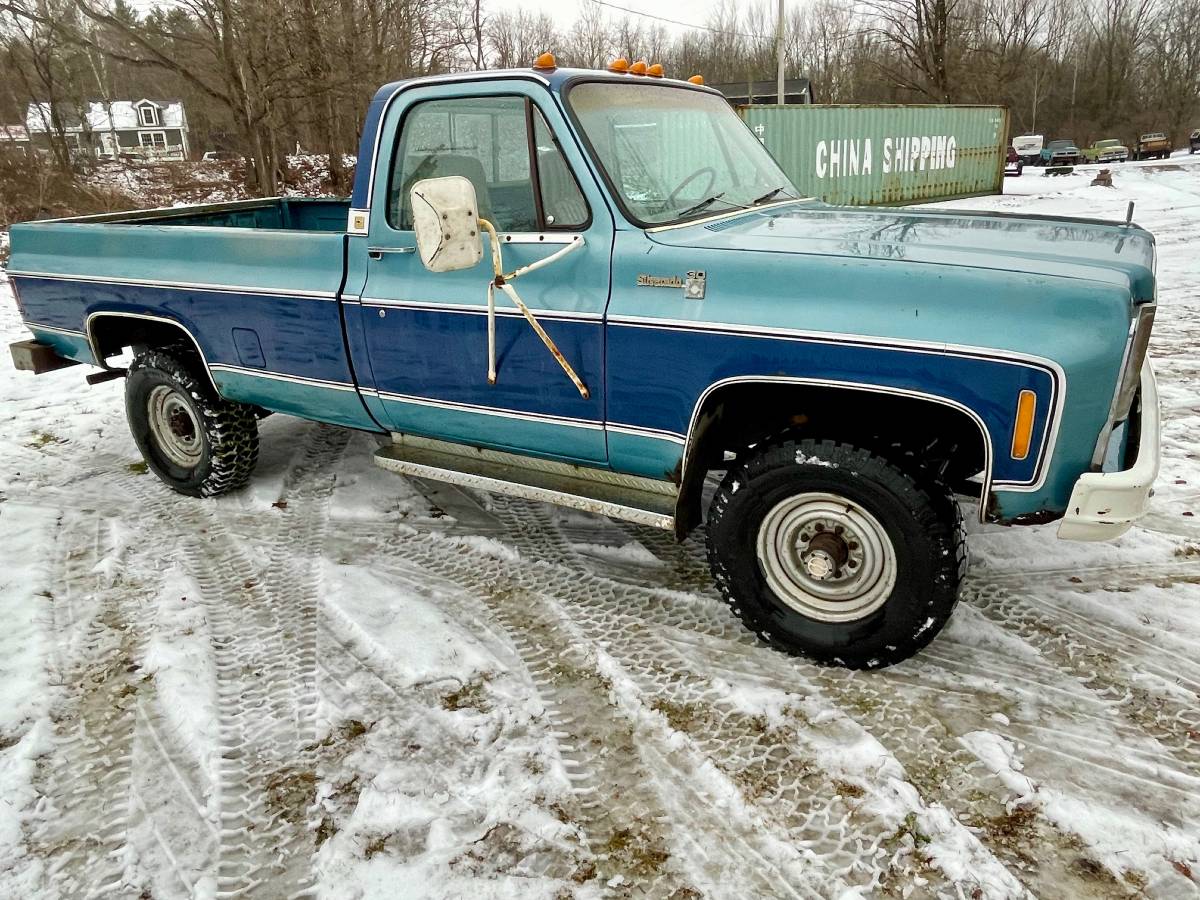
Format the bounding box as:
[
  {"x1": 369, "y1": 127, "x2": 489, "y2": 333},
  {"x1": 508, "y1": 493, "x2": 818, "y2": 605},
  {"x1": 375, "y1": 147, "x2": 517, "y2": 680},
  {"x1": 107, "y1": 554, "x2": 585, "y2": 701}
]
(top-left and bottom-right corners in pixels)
[{"x1": 479, "y1": 217, "x2": 590, "y2": 400}]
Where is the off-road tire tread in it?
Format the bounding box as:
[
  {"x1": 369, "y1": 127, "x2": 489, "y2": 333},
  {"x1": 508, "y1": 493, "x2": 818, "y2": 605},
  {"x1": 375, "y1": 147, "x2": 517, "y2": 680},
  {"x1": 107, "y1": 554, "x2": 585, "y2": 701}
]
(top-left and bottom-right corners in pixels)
[
  {"x1": 706, "y1": 437, "x2": 962, "y2": 669},
  {"x1": 127, "y1": 349, "x2": 259, "y2": 497}
]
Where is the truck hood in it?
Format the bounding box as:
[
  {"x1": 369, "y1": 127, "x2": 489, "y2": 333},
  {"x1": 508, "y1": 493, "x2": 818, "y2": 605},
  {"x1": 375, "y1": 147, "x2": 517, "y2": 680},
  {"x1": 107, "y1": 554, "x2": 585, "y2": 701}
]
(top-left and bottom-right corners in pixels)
[{"x1": 646, "y1": 201, "x2": 1156, "y2": 300}]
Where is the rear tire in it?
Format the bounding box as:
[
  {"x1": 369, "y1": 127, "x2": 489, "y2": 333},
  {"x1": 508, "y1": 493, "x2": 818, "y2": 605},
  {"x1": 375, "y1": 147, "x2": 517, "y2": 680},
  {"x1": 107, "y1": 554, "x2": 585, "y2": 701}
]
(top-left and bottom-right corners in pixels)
[
  {"x1": 706, "y1": 438, "x2": 963, "y2": 669},
  {"x1": 125, "y1": 349, "x2": 259, "y2": 497}
]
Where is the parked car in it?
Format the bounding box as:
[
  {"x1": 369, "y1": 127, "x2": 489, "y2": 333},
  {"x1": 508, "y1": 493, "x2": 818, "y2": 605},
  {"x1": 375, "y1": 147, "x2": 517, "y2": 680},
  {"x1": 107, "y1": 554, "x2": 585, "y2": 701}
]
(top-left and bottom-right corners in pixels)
[
  {"x1": 1083, "y1": 139, "x2": 1129, "y2": 163},
  {"x1": 1189, "y1": 129, "x2": 1200, "y2": 154},
  {"x1": 1012, "y1": 134, "x2": 1044, "y2": 166},
  {"x1": 6, "y1": 59, "x2": 1161, "y2": 669},
  {"x1": 1133, "y1": 133, "x2": 1171, "y2": 160},
  {"x1": 201, "y1": 150, "x2": 240, "y2": 162},
  {"x1": 1041, "y1": 139, "x2": 1083, "y2": 166},
  {"x1": 1004, "y1": 146, "x2": 1024, "y2": 176}
]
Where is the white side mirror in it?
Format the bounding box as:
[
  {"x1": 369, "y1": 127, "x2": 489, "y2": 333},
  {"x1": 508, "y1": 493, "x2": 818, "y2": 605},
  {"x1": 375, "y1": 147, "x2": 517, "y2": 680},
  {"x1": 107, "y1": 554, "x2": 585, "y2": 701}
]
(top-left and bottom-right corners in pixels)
[{"x1": 410, "y1": 176, "x2": 483, "y2": 272}]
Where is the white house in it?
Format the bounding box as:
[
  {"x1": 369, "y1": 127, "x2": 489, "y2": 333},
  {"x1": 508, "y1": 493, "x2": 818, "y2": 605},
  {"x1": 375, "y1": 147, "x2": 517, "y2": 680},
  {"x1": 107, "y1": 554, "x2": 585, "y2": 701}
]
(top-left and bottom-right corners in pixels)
[{"x1": 26, "y1": 99, "x2": 191, "y2": 160}]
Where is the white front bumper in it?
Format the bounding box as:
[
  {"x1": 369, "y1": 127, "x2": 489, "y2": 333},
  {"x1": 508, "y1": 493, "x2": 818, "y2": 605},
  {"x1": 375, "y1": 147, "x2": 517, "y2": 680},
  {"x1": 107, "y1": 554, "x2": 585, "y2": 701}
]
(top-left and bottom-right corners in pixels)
[{"x1": 1058, "y1": 358, "x2": 1160, "y2": 541}]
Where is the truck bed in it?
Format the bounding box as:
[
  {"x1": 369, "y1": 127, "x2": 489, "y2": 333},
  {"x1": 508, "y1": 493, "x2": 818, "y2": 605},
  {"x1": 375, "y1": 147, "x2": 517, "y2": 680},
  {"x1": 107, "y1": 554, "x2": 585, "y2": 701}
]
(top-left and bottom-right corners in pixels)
[
  {"x1": 47, "y1": 197, "x2": 350, "y2": 231},
  {"x1": 9, "y1": 196, "x2": 379, "y2": 431}
]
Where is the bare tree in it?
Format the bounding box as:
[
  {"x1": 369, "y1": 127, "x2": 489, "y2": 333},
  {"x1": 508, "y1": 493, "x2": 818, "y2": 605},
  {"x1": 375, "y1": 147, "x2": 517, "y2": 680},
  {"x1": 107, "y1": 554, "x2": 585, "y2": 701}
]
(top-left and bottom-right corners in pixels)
[{"x1": 864, "y1": 0, "x2": 967, "y2": 101}]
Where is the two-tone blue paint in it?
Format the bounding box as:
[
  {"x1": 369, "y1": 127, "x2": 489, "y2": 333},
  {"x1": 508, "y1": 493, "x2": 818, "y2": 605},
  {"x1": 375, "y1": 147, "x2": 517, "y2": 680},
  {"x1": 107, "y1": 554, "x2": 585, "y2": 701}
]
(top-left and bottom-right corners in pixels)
[{"x1": 9, "y1": 67, "x2": 1156, "y2": 526}]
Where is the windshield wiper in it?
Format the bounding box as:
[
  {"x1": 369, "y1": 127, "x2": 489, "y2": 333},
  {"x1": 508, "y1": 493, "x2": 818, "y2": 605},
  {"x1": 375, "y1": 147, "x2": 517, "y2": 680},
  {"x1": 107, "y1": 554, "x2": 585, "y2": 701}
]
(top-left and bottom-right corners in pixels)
[
  {"x1": 675, "y1": 192, "x2": 731, "y2": 218},
  {"x1": 752, "y1": 186, "x2": 795, "y2": 205}
]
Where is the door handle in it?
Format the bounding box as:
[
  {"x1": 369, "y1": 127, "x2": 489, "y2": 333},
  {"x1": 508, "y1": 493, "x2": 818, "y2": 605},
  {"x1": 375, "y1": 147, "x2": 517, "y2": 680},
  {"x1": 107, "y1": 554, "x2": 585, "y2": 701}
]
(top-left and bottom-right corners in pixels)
[{"x1": 367, "y1": 245, "x2": 416, "y2": 260}]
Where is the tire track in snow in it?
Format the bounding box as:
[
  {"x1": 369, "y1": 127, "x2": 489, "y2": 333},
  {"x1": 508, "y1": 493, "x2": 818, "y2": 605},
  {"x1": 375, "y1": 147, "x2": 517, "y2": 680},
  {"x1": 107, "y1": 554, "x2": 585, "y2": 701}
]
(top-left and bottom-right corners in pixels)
[
  {"x1": 346, "y1": 518, "x2": 1005, "y2": 897},
  {"x1": 469, "y1": 506, "x2": 1159, "y2": 896},
  {"x1": 127, "y1": 687, "x2": 221, "y2": 898},
  {"x1": 311, "y1": 609, "x2": 598, "y2": 889},
  {"x1": 356, "y1": 542, "x2": 820, "y2": 898},
  {"x1": 964, "y1": 571, "x2": 1200, "y2": 777},
  {"x1": 31, "y1": 508, "x2": 164, "y2": 898},
  {"x1": 119, "y1": 424, "x2": 346, "y2": 898}
]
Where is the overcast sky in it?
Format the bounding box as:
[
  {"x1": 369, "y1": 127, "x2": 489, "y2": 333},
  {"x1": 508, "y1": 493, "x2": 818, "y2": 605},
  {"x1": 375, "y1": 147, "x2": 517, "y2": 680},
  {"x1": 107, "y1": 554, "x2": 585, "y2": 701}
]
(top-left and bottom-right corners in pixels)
[{"x1": 488, "y1": 0, "x2": 753, "y2": 35}]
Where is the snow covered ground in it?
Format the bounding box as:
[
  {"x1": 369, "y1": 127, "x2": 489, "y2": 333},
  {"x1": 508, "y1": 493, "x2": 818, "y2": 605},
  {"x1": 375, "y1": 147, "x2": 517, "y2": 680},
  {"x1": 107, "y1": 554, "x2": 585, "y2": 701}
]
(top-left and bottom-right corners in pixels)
[{"x1": 2, "y1": 156, "x2": 1199, "y2": 899}]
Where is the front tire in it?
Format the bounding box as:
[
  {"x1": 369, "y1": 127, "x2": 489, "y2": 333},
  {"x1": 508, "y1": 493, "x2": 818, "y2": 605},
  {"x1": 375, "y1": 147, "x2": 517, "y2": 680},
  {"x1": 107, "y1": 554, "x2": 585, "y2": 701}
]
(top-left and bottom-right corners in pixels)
[
  {"x1": 706, "y1": 438, "x2": 963, "y2": 669},
  {"x1": 126, "y1": 349, "x2": 260, "y2": 496}
]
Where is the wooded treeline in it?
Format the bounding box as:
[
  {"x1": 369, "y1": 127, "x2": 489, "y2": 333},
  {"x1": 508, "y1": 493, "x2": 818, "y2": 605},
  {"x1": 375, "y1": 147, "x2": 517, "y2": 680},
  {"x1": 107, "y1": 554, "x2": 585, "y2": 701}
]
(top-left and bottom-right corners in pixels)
[{"x1": 2, "y1": 0, "x2": 1199, "y2": 194}]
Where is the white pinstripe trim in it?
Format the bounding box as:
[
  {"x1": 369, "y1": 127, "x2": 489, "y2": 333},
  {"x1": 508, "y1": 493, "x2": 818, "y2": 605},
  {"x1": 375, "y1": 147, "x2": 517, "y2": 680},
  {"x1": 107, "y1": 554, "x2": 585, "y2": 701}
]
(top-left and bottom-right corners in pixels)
[
  {"x1": 606, "y1": 423, "x2": 687, "y2": 444},
  {"x1": 375, "y1": 389, "x2": 603, "y2": 430},
  {"x1": 25, "y1": 322, "x2": 88, "y2": 338},
  {"x1": 358, "y1": 297, "x2": 602, "y2": 321},
  {"x1": 209, "y1": 364, "x2": 357, "y2": 392},
  {"x1": 10, "y1": 270, "x2": 337, "y2": 299}
]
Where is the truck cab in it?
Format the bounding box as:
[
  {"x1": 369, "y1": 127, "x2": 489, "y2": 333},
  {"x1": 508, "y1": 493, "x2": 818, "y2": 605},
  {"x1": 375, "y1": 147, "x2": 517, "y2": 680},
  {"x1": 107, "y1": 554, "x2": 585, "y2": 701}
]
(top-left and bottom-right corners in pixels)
[
  {"x1": 1041, "y1": 139, "x2": 1082, "y2": 166},
  {"x1": 1083, "y1": 139, "x2": 1129, "y2": 163},
  {"x1": 1135, "y1": 132, "x2": 1171, "y2": 160},
  {"x1": 7, "y1": 58, "x2": 1161, "y2": 669}
]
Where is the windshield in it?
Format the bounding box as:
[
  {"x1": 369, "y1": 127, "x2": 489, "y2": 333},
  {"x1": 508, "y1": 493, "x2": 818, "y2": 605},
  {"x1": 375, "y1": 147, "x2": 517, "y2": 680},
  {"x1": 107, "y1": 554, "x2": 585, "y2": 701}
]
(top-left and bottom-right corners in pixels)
[
  {"x1": 1097, "y1": 140, "x2": 1119, "y2": 147},
  {"x1": 1049, "y1": 140, "x2": 1075, "y2": 149},
  {"x1": 566, "y1": 81, "x2": 797, "y2": 226}
]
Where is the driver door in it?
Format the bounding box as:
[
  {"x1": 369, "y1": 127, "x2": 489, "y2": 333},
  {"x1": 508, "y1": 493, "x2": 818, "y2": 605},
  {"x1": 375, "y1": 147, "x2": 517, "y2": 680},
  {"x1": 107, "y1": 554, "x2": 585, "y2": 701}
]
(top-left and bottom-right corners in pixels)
[{"x1": 357, "y1": 85, "x2": 612, "y2": 465}]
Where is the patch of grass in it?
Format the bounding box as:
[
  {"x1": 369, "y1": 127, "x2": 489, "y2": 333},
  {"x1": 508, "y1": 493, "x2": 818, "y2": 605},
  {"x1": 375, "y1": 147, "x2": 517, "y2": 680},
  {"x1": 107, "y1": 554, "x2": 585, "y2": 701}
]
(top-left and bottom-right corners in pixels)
[
  {"x1": 28, "y1": 432, "x2": 65, "y2": 449},
  {"x1": 263, "y1": 767, "x2": 318, "y2": 826},
  {"x1": 126, "y1": 461, "x2": 149, "y2": 474},
  {"x1": 833, "y1": 779, "x2": 866, "y2": 799},
  {"x1": 985, "y1": 804, "x2": 1037, "y2": 840},
  {"x1": 306, "y1": 719, "x2": 371, "y2": 752},
  {"x1": 441, "y1": 678, "x2": 491, "y2": 712},
  {"x1": 882, "y1": 811, "x2": 931, "y2": 851},
  {"x1": 363, "y1": 834, "x2": 389, "y2": 859},
  {"x1": 569, "y1": 860, "x2": 597, "y2": 884},
  {"x1": 650, "y1": 698, "x2": 709, "y2": 733},
  {"x1": 315, "y1": 817, "x2": 338, "y2": 847},
  {"x1": 1122, "y1": 868, "x2": 1149, "y2": 889},
  {"x1": 1069, "y1": 855, "x2": 1112, "y2": 881},
  {"x1": 599, "y1": 824, "x2": 671, "y2": 878}
]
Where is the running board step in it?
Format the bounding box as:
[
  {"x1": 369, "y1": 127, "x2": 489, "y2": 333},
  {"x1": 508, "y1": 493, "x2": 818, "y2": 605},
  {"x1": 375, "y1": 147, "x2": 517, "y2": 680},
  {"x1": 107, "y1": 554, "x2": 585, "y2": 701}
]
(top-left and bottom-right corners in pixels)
[{"x1": 373, "y1": 434, "x2": 677, "y2": 531}]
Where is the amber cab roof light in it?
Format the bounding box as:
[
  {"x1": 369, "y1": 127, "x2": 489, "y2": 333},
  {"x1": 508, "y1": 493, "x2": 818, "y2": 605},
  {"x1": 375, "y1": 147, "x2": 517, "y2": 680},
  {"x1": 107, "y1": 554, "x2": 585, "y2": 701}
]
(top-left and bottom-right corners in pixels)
[
  {"x1": 629, "y1": 59, "x2": 648, "y2": 75},
  {"x1": 608, "y1": 57, "x2": 630, "y2": 73},
  {"x1": 532, "y1": 52, "x2": 557, "y2": 70},
  {"x1": 688, "y1": 74, "x2": 705, "y2": 85},
  {"x1": 647, "y1": 63, "x2": 664, "y2": 77}
]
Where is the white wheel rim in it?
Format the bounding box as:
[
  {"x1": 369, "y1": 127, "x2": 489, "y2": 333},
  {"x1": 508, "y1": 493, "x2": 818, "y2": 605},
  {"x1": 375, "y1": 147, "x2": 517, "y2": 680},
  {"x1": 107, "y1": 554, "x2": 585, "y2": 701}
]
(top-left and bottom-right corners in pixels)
[
  {"x1": 147, "y1": 384, "x2": 203, "y2": 468},
  {"x1": 755, "y1": 492, "x2": 898, "y2": 623}
]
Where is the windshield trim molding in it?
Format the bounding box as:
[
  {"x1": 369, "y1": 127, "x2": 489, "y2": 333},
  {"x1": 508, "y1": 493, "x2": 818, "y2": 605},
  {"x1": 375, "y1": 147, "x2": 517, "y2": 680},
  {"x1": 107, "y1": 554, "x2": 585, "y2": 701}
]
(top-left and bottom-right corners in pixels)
[
  {"x1": 644, "y1": 197, "x2": 813, "y2": 232},
  {"x1": 560, "y1": 75, "x2": 791, "y2": 230}
]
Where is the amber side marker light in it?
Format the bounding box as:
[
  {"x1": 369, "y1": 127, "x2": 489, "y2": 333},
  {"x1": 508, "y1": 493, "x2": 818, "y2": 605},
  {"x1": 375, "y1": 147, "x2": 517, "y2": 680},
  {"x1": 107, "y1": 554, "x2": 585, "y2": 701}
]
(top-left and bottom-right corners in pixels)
[
  {"x1": 533, "y1": 52, "x2": 557, "y2": 70},
  {"x1": 1011, "y1": 390, "x2": 1037, "y2": 460}
]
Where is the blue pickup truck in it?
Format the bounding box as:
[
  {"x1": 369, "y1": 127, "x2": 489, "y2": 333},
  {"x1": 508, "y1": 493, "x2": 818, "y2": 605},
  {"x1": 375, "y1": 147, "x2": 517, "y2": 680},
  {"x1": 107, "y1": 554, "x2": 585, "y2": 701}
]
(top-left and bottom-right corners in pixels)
[{"x1": 7, "y1": 59, "x2": 1160, "y2": 668}]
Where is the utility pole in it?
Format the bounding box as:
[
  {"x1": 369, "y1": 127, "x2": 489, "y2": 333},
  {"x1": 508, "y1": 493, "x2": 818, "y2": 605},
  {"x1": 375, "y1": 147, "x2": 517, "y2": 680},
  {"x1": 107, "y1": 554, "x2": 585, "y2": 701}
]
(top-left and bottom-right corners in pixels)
[
  {"x1": 776, "y1": 0, "x2": 786, "y2": 104},
  {"x1": 1031, "y1": 70, "x2": 1039, "y2": 133}
]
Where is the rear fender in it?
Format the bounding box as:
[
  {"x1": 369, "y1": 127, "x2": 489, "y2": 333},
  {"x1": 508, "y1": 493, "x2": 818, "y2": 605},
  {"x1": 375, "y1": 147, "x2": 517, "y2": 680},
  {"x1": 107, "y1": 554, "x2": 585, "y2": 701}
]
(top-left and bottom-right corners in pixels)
[{"x1": 85, "y1": 310, "x2": 219, "y2": 393}]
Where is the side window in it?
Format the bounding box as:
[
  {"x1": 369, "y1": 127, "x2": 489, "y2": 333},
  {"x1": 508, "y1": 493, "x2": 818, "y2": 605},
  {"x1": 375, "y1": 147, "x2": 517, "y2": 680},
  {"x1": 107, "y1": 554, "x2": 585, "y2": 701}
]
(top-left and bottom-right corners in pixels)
[
  {"x1": 531, "y1": 109, "x2": 589, "y2": 228},
  {"x1": 388, "y1": 96, "x2": 537, "y2": 232}
]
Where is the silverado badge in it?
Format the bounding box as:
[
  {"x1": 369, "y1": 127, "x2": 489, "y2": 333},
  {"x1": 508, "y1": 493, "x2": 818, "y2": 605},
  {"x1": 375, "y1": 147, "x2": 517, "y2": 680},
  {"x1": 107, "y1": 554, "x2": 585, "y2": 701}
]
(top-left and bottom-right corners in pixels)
[{"x1": 637, "y1": 271, "x2": 706, "y2": 299}]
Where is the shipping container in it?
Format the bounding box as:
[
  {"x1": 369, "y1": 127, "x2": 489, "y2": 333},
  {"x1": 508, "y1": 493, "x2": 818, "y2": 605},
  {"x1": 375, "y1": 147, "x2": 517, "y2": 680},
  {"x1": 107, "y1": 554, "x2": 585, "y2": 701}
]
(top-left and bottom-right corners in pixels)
[{"x1": 738, "y1": 104, "x2": 1010, "y2": 206}]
